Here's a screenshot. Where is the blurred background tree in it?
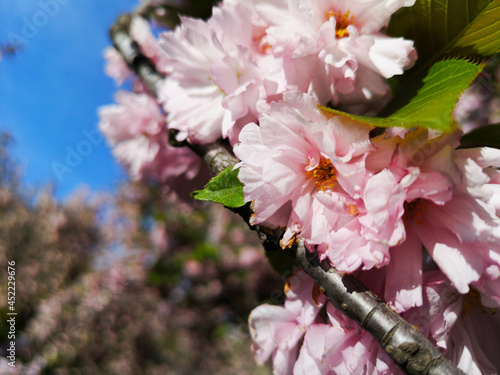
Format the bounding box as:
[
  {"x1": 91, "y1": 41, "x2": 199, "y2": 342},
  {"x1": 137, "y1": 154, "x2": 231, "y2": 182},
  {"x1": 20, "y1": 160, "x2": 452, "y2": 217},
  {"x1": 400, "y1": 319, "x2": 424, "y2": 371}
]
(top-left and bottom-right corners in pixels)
[{"x1": 0, "y1": 132, "x2": 282, "y2": 374}]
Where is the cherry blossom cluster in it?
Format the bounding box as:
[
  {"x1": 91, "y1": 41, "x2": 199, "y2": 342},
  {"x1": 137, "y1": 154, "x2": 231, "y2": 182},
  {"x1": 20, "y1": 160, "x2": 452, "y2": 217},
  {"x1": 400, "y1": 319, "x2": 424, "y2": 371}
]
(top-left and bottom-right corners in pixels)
[
  {"x1": 159, "y1": 0, "x2": 417, "y2": 144},
  {"x1": 99, "y1": 0, "x2": 500, "y2": 373},
  {"x1": 251, "y1": 268, "x2": 500, "y2": 374},
  {"x1": 242, "y1": 91, "x2": 500, "y2": 373},
  {"x1": 100, "y1": 17, "x2": 205, "y2": 195},
  {"x1": 99, "y1": 90, "x2": 204, "y2": 188}
]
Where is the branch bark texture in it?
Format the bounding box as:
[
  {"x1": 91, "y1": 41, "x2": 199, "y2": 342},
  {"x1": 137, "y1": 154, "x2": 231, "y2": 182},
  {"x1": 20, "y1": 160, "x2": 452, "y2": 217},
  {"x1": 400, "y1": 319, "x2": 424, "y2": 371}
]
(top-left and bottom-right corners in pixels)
[
  {"x1": 109, "y1": 13, "x2": 465, "y2": 375},
  {"x1": 283, "y1": 242, "x2": 463, "y2": 375}
]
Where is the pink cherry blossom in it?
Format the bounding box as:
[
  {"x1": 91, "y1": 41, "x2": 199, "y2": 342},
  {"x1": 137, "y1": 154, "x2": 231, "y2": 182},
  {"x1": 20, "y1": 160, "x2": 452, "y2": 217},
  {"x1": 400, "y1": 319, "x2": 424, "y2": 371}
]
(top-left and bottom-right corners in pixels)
[
  {"x1": 235, "y1": 91, "x2": 411, "y2": 274},
  {"x1": 98, "y1": 91, "x2": 203, "y2": 187},
  {"x1": 158, "y1": 16, "x2": 228, "y2": 143},
  {"x1": 110, "y1": 135, "x2": 160, "y2": 181},
  {"x1": 246, "y1": 0, "x2": 417, "y2": 107},
  {"x1": 157, "y1": 0, "x2": 417, "y2": 145},
  {"x1": 292, "y1": 268, "x2": 500, "y2": 375},
  {"x1": 103, "y1": 47, "x2": 132, "y2": 85},
  {"x1": 234, "y1": 91, "x2": 376, "y2": 246},
  {"x1": 393, "y1": 131, "x2": 500, "y2": 306},
  {"x1": 249, "y1": 271, "x2": 326, "y2": 375},
  {"x1": 403, "y1": 271, "x2": 500, "y2": 375},
  {"x1": 158, "y1": 3, "x2": 286, "y2": 144},
  {"x1": 294, "y1": 303, "x2": 402, "y2": 375},
  {"x1": 99, "y1": 91, "x2": 165, "y2": 145},
  {"x1": 340, "y1": 129, "x2": 500, "y2": 313},
  {"x1": 322, "y1": 163, "x2": 408, "y2": 274},
  {"x1": 235, "y1": 90, "x2": 500, "y2": 312}
]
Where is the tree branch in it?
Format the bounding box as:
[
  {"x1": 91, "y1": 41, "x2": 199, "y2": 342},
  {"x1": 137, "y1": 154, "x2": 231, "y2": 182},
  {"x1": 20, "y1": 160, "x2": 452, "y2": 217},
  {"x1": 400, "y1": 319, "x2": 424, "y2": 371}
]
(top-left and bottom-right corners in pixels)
[
  {"x1": 109, "y1": 14, "x2": 465, "y2": 375},
  {"x1": 282, "y1": 242, "x2": 463, "y2": 375},
  {"x1": 110, "y1": 14, "x2": 165, "y2": 98}
]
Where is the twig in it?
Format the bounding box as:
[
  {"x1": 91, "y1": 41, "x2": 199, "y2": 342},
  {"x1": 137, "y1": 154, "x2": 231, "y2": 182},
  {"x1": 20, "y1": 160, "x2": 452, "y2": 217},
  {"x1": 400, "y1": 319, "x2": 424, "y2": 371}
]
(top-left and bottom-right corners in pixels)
[{"x1": 109, "y1": 13, "x2": 465, "y2": 375}]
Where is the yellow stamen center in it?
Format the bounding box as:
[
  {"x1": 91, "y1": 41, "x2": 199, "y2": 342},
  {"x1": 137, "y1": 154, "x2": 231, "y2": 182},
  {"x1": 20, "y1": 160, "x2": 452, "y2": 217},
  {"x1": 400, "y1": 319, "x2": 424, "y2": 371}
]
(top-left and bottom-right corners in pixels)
[
  {"x1": 325, "y1": 10, "x2": 354, "y2": 38},
  {"x1": 348, "y1": 204, "x2": 359, "y2": 216},
  {"x1": 306, "y1": 158, "x2": 337, "y2": 191}
]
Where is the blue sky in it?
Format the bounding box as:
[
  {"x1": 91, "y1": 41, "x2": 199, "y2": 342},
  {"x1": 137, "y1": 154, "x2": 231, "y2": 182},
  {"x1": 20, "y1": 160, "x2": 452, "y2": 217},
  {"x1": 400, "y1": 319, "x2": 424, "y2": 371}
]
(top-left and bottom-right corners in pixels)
[{"x1": 0, "y1": 0, "x2": 139, "y2": 199}]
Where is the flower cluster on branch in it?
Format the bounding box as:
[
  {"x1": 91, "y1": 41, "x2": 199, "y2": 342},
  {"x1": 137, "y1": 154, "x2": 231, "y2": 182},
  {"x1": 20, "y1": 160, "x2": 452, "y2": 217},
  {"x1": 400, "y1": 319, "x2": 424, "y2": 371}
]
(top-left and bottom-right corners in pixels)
[{"x1": 102, "y1": 0, "x2": 500, "y2": 374}]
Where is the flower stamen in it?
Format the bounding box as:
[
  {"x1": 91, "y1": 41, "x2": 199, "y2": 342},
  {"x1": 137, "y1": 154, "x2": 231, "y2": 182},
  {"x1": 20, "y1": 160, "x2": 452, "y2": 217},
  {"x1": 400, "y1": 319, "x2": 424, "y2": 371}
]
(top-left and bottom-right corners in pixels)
[
  {"x1": 348, "y1": 204, "x2": 359, "y2": 216},
  {"x1": 306, "y1": 158, "x2": 337, "y2": 190},
  {"x1": 325, "y1": 10, "x2": 354, "y2": 38}
]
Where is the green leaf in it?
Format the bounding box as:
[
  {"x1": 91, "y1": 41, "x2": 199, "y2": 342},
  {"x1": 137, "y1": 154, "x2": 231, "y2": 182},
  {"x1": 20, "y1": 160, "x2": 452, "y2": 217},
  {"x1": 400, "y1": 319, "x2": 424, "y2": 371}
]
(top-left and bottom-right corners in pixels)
[
  {"x1": 459, "y1": 124, "x2": 500, "y2": 148},
  {"x1": 454, "y1": 1, "x2": 500, "y2": 55},
  {"x1": 191, "y1": 166, "x2": 246, "y2": 208},
  {"x1": 322, "y1": 59, "x2": 484, "y2": 131},
  {"x1": 383, "y1": 0, "x2": 498, "y2": 115},
  {"x1": 388, "y1": 0, "x2": 500, "y2": 67}
]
